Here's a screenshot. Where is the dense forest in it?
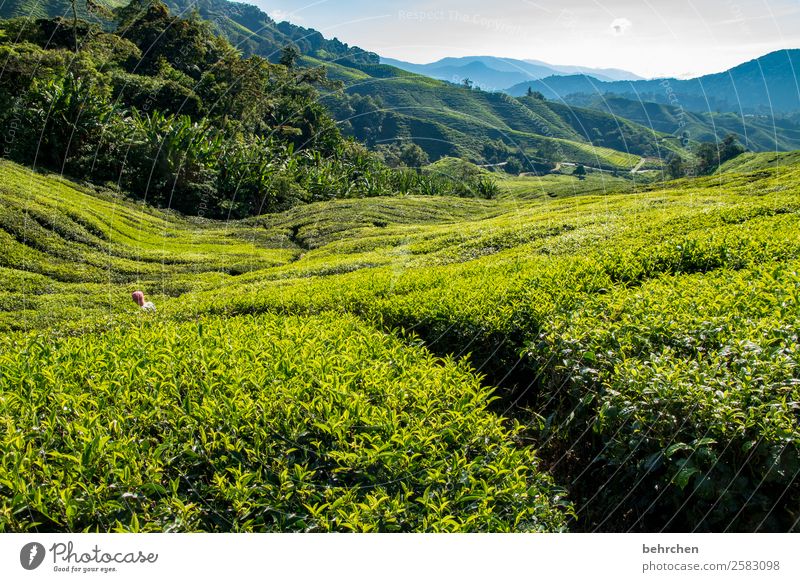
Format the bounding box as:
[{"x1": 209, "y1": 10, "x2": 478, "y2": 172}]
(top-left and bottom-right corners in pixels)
[{"x1": 0, "y1": 3, "x2": 497, "y2": 219}]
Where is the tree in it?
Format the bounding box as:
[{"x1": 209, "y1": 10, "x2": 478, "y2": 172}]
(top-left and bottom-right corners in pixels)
[
  {"x1": 11, "y1": 73, "x2": 117, "y2": 173},
  {"x1": 398, "y1": 143, "x2": 429, "y2": 169},
  {"x1": 375, "y1": 143, "x2": 429, "y2": 169},
  {"x1": 0, "y1": 6, "x2": 487, "y2": 217},
  {"x1": 504, "y1": 157, "x2": 523, "y2": 175},
  {"x1": 573, "y1": 164, "x2": 586, "y2": 179},
  {"x1": 280, "y1": 44, "x2": 301, "y2": 69},
  {"x1": 696, "y1": 142, "x2": 718, "y2": 175},
  {"x1": 666, "y1": 154, "x2": 685, "y2": 179},
  {"x1": 336, "y1": 94, "x2": 385, "y2": 145},
  {"x1": 526, "y1": 87, "x2": 545, "y2": 100},
  {"x1": 70, "y1": 0, "x2": 79, "y2": 51},
  {"x1": 115, "y1": 0, "x2": 153, "y2": 29},
  {"x1": 86, "y1": 0, "x2": 113, "y2": 18},
  {"x1": 120, "y1": 1, "x2": 230, "y2": 79},
  {"x1": 462, "y1": 78, "x2": 473, "y2": 90},
  {"x1": 482, "y1": 138, "x2": 512, "y2": 165},
  {"x1": 68, "y1": 0, "x2": 113, "y2": 51},
  {"x1": 720, "y1": 133, "x2": 746, "y2": 162},
  {"x1": 695, "y1": 134, "x2": 745, "y2": 175}
]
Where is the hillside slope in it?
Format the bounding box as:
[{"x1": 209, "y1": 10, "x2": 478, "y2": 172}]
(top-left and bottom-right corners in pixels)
[
  {"x1": 0, "y1": 0, "x2": 378, "y2": 62},
  {"x1": 564, "y1": 94, "x2": 800, "y2": 152},
  {"x1": 0, "y1": 0, "x2": 127, "y2": 19},
  {"x1": 329, "y1": 63, "x2": 677, "y2": 167},
  {"x1": 153, "y1": 0, "x2": 671, "y2": 166},
  {"x1": 0, "y1": 0, "x2": 676, "y2": 170},
  {"x1": 0, "y1": 159, "x2": 572, "y2": 532},
  {"x1": 161, "y1": 0, "x2": 379, "y2": 64},
  {"x1": 2, "y1": 158, "x2": 798, "y2": 532},
  {"x1": 717, "y1": 150, "x2": 800, "y2": 173},
  {"x1": 158, "y1": 0, "x2": 683, "y2": 168}
]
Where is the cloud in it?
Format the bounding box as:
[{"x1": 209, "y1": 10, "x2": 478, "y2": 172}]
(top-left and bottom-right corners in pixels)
[
  {"x1": 269, "y1": 10, "x2": 301, "y2": 23},
  {"x1": 610, "y1": 18, "x2": 632, "y2": 36}
]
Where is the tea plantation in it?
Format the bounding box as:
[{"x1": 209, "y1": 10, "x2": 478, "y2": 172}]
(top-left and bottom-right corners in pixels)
[{"x1": 1, "y1": 157, "x2": 798, "y2": 532}]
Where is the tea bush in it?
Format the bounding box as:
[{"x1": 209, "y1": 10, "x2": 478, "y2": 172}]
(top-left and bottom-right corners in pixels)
[
  {"x1": 1, "y1": 156, "x2": 798, "y2": 531},
  {"x1": 0, "y1": 313, "x2": 570, "y2": 532}
]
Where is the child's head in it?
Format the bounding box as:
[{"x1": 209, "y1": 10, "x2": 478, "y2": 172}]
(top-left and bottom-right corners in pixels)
[{"x1": 132, "y1": 291, "x2": 145, "y2": 307}]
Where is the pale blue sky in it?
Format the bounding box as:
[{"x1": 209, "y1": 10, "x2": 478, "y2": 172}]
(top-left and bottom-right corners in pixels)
[{"x1": 250, "y1": 0, "x2": 800, "y2": 78}]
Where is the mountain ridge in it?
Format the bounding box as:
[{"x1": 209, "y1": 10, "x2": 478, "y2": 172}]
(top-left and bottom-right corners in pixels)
[
  {"x1": 381, "y1": 55, "x2": 644, "y2": 89},
  {"x1": 506, "y1": 49, "x2": 800, "y2": 115},
  {"x1": 2, "y1": 0, "x2": 772, "y2": 165},
  {"x1": 563, "y1": 94, "x2": 800, "y2": 152}
]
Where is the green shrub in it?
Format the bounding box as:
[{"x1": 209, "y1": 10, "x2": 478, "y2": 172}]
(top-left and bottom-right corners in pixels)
[{"x1": 0, "y1": 313, "x2": 570, "y2": 532}]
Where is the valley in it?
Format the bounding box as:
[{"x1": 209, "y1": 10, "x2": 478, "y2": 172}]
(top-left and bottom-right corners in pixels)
[{"x1": 0, "y1": 0, "x2": 798, "y2": 535}]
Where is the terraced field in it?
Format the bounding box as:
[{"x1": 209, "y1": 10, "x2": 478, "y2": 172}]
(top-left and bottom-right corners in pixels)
[{"x1": 1, "y1": 158, "x2": 798, "y2": 532}]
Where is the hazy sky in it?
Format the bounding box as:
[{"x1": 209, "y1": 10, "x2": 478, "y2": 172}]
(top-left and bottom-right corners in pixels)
[{"x1": 249, "y1": 0, "x2": 800, "y2": 78}]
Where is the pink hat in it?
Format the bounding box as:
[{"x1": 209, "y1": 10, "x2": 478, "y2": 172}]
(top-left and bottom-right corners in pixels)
[{"x1": 132, "y1": 291, "x2": 145, "y2": 306}]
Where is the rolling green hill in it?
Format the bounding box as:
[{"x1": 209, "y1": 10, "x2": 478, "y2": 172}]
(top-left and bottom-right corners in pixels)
[
  {"x1": 0, "y1": 0, "x2": 126, "y2": 19},
  {"x1": 2, "y1": 2, "x2": 798, "y2": 535},
  {"x1": 717, "y1": 150, "x2": 800, "y2": 173},
  {"x1": 160, "y1": 0, "x2": 379, "y2": 65},
  {"x1": 326, "y1": 66, "x2": 677, "y2": 169},
  {"x1": 159, "y1": 0, "x2": 682, "y2": 169},
  {"x1": 0, "y1": 0, "x2": 677, "y2": 171},
  {"x1": 1, "y1": 156, "x2": 798, "y2": 532},
  {"x1": 564, "y1": 94, "x2": 800, "y2": 152},
  {"x1": 0, "y1": 0, "x2": 377, "y2": 63}
]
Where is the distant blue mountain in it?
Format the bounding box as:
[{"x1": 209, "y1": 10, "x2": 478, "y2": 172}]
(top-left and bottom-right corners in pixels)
[
  {"x1": 381, "y1": 55, "x2": 644, "y2": 90},
  {"x1": 505, "y1": 50, "x2": 800, "y2": 114}
]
